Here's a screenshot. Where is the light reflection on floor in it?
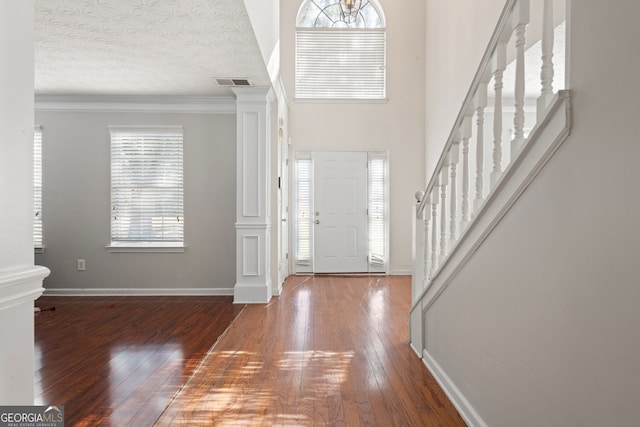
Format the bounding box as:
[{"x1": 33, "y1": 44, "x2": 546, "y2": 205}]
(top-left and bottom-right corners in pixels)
[
  {"x1": 108, "y1": 344, "x2": 184, "y2": 426},
  {"x1": 33, "y1": 344, "x2": 44, "y2": 405},
  {"x1": 153, "y1": 276, "x2": 466, "y2": 426},
  {"x1": 158, "y1": 349, "x2": 355, "y2": 426}
]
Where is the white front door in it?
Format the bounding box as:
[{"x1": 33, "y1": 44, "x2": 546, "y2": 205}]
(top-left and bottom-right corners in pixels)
[{"x1": 313, "y1": 151, "x2": 368, "y2": 273}]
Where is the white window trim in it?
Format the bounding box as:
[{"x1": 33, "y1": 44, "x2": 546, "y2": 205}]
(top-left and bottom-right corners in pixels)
[{"x1": 106, "y1": 242, "x2": 186, "y2": 253}]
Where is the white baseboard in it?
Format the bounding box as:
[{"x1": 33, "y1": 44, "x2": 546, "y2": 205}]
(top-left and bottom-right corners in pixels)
[
  {"x1": 389, "y1": 269, "x2": 412, "y2": 276},
  {"x1": 422, "y1": 350, "x2": 488, "y2": 427},
  {"x1": 42, "y1": 287, "x2": 234, "y2": 297}
]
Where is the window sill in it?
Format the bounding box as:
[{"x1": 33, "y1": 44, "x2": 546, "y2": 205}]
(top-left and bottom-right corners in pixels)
[
  {"x1": 294, "y1": 97, "x2": 388, "y2": 104},
  {"x1": 106, "y1": 243, "x2": 186, "y2": 253}
]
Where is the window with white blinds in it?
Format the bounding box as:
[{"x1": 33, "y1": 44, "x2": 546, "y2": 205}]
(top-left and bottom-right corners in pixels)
[
  {"x1": 295, "y1": 29, "x2": 386, "y2": 100},
  {"x1": 295, "y1": 157, "x2": 312, "y2": 264},
  {"x1": 368, "y1": 155, "x2": 386, "y2": 266},
  {"x1": 109, "y1": 127, "x2": 184, "y2": 246},
  {"x1": 34, "y1": 126, "x2": 43, "y2": 248}
]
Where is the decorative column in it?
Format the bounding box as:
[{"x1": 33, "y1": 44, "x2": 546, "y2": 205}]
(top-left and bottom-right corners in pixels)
[
  {"x1": 0, "y1": 0, "x2": 50, "y2": 404},
  {"x1": 232, "y1": 87, "x2": 274, "y2": 304}
]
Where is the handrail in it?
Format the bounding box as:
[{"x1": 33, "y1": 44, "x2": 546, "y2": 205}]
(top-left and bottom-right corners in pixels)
[
  {"x1": 417, "y1": 0, "x2": 518, "y2": 217},
  {"x1": 413, "y1": 0, "x2": 567, "y2": 294}
]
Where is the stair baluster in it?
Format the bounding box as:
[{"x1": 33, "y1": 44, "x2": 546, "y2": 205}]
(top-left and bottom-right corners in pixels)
[
  {"x1": 460, "y1": 115, "x2": 472, "y2": 229},
  {"x1": 431, "y1": 181, "x2": 439, "y2": 273},
  {"x1": 538, "y1": 0, "x2": 555, "y2": 118},
  {"x1": 474, "y1": 80, "x2": 488, "y2": 213},
  {"x1": 449, "y1": 142, "x2": 459, "y2": 244},
  {"x1": 439, "y1": 164, "x2": 449, "y2": 265},
  {"x1": 490, "y1": 42, "x2": 507, "y2": 189},
  {"x1": 512, "y1": 0, "x2": 530, "y2": 158}
]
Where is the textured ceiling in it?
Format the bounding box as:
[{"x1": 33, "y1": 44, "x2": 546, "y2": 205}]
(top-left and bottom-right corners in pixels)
[{"x1": 35, "y1": 0, "x2": 271, "y2": 96}]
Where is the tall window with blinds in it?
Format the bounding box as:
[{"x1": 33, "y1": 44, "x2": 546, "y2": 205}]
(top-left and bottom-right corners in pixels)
[
  {"x1": 34, "y1": 126, "x2": 43, "y2": 249},
  {"x1": 368, "y1": 155, "x2": 386, "y2": 267},
  {"x1": 295, "y1": 157, "x2": 312, "y2": 265},
  {"x1": 295, "y1": 0, "x2": 386, "y2": 100},
  {"x1": 109, "y1": 127, "x2": 184, "y2": 248}
]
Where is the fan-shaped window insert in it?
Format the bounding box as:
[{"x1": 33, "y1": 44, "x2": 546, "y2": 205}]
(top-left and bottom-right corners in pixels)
[{"x1": 296, "y1": 0, "x2": 386, "y2": 100}]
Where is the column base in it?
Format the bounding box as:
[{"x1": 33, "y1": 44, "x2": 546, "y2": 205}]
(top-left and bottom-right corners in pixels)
[{"x1": 233, "y1": 281, "x2": 272, "y2": 304}]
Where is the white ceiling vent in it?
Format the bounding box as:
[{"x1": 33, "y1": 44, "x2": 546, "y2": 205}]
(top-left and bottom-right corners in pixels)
[{"x1": 215, "y1": 78, "x2": 252, "y2": 87}]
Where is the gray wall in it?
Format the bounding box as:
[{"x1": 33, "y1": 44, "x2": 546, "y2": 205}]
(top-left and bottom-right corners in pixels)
[
  {"x1": 35, "y1": 111, "x2": 237, "y2": 293},
  {"x1": 423, "y1": 0, "x2": 640, "y2": 425}
]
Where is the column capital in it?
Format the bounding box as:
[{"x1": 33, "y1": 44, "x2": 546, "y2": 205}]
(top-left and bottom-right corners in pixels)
[{"x1": 231, "y1": 86, "x2": 275, "y2": 104}]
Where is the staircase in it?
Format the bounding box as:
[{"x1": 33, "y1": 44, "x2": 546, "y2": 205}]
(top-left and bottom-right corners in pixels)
[{"x1": 411, "y1": 0, "x2": 570, "y2": 425}]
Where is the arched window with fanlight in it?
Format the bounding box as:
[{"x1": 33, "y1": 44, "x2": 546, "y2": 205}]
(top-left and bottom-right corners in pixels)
[{"x1": 295, "y1": 0, "x2": 386, "y2": 100}]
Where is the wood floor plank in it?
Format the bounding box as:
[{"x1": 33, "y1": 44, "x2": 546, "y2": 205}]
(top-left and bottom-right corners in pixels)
[
  {"x1": 155, "y1": 275, "x2": 466, "y2": 426},
  {"x1": 35, "y1": 277, "x2": 465, "y2": 426},
  {"x1": 34, "y1": 295, "x2": 241, "y2": 426}
]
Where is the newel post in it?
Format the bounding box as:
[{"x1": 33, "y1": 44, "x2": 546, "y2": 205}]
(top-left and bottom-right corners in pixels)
[
  {"x1": 232, "y1": 87, "x2": 274, "y2": 304},
  {"x1": 412, "y1": 191, "x2": 425, "y2": 302}
]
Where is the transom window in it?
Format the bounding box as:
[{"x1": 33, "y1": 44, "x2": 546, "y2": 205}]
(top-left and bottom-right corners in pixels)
[
  {"x1": 297, "y1": 0, "x2": 384, "y2": 28},
  {"x1": 295, "y1": 0, "x2": 386, "y2": 100}
]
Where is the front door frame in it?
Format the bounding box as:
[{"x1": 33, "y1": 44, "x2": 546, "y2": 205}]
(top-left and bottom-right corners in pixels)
[{"x1": 292, "y1": 150, "x2": 389, "y2": 274}]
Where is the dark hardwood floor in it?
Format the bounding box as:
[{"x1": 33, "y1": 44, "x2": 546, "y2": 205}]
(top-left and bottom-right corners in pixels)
[
  {"x1": 156, "y1": 275, "x2": 466, "y2": 426},
  {"x1": 34, "y1": 295, "x2": 243, "y2": 426},
  {"x1": 35, "y1": 276, "x2": 465, "y2": 426}
]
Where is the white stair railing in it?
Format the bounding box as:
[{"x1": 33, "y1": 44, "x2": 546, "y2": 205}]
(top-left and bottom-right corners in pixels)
[{"x1": 412, "y1": 0, "x2": 567, "y2": 301}]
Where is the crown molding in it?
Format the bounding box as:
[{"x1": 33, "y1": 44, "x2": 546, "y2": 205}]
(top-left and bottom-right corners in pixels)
[{"x1": 35, "y1": 94, "x2": 237, "y2": 114}]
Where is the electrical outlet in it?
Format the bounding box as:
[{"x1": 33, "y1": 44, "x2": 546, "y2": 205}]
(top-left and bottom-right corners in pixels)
[{"x1": 77, "y1": 259, "x2": 86, "y2": 271}]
